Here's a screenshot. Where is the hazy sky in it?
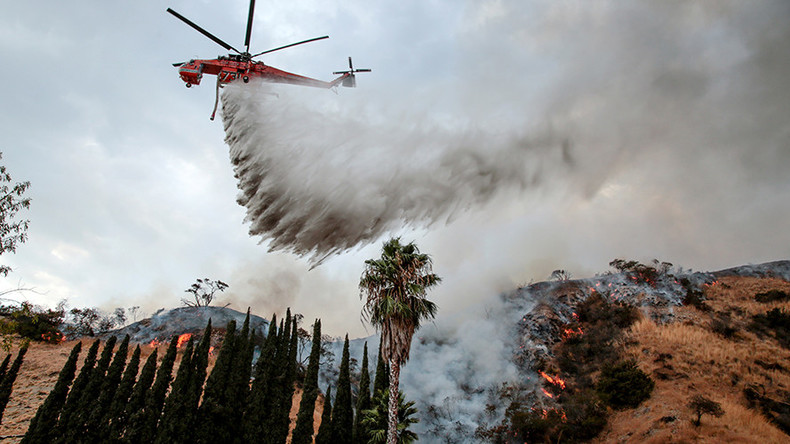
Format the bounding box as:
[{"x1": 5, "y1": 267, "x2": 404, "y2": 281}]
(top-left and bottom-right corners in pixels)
[{"x1": 1, "y1": 0, "x2": 788, "y2": 337}]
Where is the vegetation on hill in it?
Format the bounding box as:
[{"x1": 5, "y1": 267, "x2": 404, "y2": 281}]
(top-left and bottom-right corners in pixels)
[{"x1": 1, "y1": 259, "x2": 789, "y2": 443}]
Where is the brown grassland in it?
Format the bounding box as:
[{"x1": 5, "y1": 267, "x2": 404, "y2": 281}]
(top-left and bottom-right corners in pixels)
[{"x1": 592, "y1": 276, "x2": 790, "y2": 443}]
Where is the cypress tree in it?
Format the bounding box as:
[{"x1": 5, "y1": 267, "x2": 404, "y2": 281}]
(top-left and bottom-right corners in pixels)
[
  {"x1": 372, "y1": 339, "x2": 389, "y2": 398},
  {"x1": 154, "y1": 336, "x2": 194, "y2": 444},
  {"x1": 84, "y1": 335, "x2": 130, "y2": 439},
  {"x1": 64, "y1": 336, "x2": 117, "y2": 440},
  {"x1": 270, "y1": 311, "x2": 299, "y2": 443},
  {"x1": 196, "y1": 320, "x2": 237, "y2": 444},
  {"x1": 227, "y1": 310, "x2": 253, "y2": 440},
  {"x1": 113, "y1": 348, "x2": 157, "y2": 441},
  {"x1": 22, "y1": 342, "x2": 82, "y2": 444},
  {"x1": 352, "y1": 341, "x2": 371, "y2": 444},
  {"x1": 331, "y1": 335, "x2": 353, "y2": 443},
  {"x1": 126, "y1": 336, "x2": 178, "y2": 443},
  {"x1": 181, "y1": 320, "x2": 212, "y2": 444},
  {"x1": 56, "y1": 339, "x2": 100, "y2": 438},
  {"x1": 292, "y1": 319, "x2": 322, "y2": 444},
  {"x1": 242, "y1": 315, "x2": 277, "y2": 442},
  {"x1": 0, "y1": 345, "x2": 27, "y2": 424},
  {"x1": 102, "y1": 345, "x2": 141, "y2": 440},
  {"x1": 314, "y1": 386, "x2": 332, "y2": 444}
]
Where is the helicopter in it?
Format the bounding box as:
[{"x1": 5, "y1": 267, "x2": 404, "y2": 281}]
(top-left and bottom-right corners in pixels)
[{"x1": 167, "y1": 0, "x2": 370, "y2": 119}]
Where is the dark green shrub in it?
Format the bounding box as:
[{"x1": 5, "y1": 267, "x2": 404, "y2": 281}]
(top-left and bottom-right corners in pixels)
[
  {"x1": 559, "y1": 389, "x2": 608, "y2": 441},
  {"x1": 596, "y1": 360, "x2": 654, "y2": 409},
  {"x1": 755, "y1": 289, "x2": 790, "y2": 303},
  {"x1": 577, "y1": 293, "x2": 639, "y2": 329},
  {"x1": 679, "y1": 278, "x2": 710, "y2": 311},
  {"x1": 557, "y1": 294, "x2": 638, "y2": 380},
  {"x1": 710, "y1": 315, "x2": 738, "y2": 339},
  {"x1": 750, "y1": 308, "x2": 790, "y2": 349}
]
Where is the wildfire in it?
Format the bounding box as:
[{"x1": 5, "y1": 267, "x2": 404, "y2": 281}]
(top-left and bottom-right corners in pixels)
[
  {"x1": 209, "y1": 346, "x2": 215, "y2": 356},
  {"x1": 40, "y1": 332, "x2": 66, "y2": 343},
  {"x1": 563, "y1": 326, "x2": 583, "y2": 339},
  {"x1": 541, "y1": 388, "x2": 554, "y2": 398},
  {"x1": 177, "y1": 333, "x2": 192, "y2": 348},
  {"x1": 149, "y1": 338, "x2": 160, "y2": 347},
  {"x1": 539, "y1": 371, "x2": 566, "y2": 390},
  {"x1": 535, "y1": 408, "x2": 568, "y2": 422}
]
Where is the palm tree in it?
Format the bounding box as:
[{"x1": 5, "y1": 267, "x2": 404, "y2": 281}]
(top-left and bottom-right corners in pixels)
[
  {"x1": 360, "y1": 238, "x2": 440, "y2": 444},
  {"x1": 362, "y1": 390, "x2": 419, "y2": 444}
]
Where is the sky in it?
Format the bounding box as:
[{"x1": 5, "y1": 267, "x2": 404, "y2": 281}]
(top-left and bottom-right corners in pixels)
[{"x1": 1, "y1": 0, "x2": 789, "y2": 338}]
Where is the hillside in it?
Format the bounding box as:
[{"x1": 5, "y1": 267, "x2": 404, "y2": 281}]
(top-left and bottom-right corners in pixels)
[
  {"x1": 595, "y1": 275, "x2": 790, "y2": 443},
  {"x1": 0, "y1": 261, "x2": 788, "y2": 442}
]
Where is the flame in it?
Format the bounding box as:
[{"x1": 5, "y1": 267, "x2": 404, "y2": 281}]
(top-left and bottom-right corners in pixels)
[
  {"x1": 541, "y1": 388, "x2": 554, "y2": 398},
  {"x1": 534, "y1": 407, "x2": 568, "y2": 422},
  {"x1": 563, "y1": 326, "x2": 583, "y2": 339},
  {"x1": 149, "y1": 338, "x2": 160, "y2": 347},
  {"x1": 40, "y1": 332, "x2": 65, "y2": 343},
  {"x1": 209, "y1": 346, "x2": 215, "y2": 356},
  {"x1": 539, "y1": 371, "x2": 566, "y2": 389},
  {"x1": 177, "y1": 333, "x2": 192, "y2": 348}
]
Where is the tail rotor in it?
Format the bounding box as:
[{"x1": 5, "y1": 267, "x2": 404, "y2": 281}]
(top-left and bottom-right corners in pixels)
[{"x1": 333, "y1": 57, "x2": 371, "y2": 87}]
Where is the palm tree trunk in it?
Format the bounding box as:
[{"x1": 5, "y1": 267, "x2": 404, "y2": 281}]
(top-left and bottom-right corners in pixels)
[{"x1": 386, "y1": 359, "x2": 400, "y2": 444}]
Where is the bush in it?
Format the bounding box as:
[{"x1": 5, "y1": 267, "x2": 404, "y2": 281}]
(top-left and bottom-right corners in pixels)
[
  {"x1": 0, "y1": 302, "x2": 64, "y2": 345},
  {"x1": 596, "y1": 360, "x2": 654, "y2": 409},
  {"x1": 577, "y1": 293, "x2": 640, "y2": 329},
  {"x1": 749, "y1": 308, "x2": 790, "y2": 349},
  {"x1": 557, "y1": 294, "x2": 639, "y2": 379},
  {"x1": 755, "y1": 289, "x2": 790, "y2": 303},
  {"x1": 680, "y1": 278, "x2": 710, "y2": 311},
  {"x1": 709, "y1": 315, "x2": 738, "y2": 339},
  {"x1": 558, "y1": 389, "x2": 608, "y2": 441}
]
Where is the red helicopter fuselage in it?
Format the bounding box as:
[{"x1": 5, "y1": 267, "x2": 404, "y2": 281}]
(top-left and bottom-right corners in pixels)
[{"x1": 177, "y1": 54, "x2": 354, "y2": 89}]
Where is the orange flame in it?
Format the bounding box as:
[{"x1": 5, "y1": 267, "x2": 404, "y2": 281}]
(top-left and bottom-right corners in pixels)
[
  {"x1": 541, "y1": 388, "x2": 554, "y2": 398},
  {"x1": 563, "y1": 326, "x2": 583, "y2": 339},
  {"x1": 149, "y1": 338, "x2": 160, "y2": 347},
  {"x1": 177, "y1": 333, "x2": 192, "y2": 348},
  {"x1": 209, "y1": 346, "x2": 215, "y2": 356},
  {"x1": 539, "y1": 371, "x2": 566, "y2": 390}
]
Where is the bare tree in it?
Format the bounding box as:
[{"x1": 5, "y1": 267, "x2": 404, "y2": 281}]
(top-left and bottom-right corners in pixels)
[
  {"x1": 127, "y1": 305, "x2": 141, "y2": 322},
  {"x1": 182, "y1": 278, "x2": 229, "y2": 307},
  {"x1": 550, "y1": 269, "x2": 572, "y2": 281}
]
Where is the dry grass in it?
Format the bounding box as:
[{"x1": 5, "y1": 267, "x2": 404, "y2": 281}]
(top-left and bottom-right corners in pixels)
[{"x1": 591, "y1": 276, "x2": 790, "y2": 443}]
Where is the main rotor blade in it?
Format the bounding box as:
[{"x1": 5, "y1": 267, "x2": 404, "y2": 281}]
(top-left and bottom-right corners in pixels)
[
  {"x1": 251, "y1": 35, "x2": 329, "y2": 58},
  {"x1": 244, "y1": 0, "x2": 256, "y2": 53},
  {"x1": 167, "y1": 8, "x2": 241, "y2": 54}
]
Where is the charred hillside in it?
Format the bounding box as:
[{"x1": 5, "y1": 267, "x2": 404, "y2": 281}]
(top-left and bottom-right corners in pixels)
[{"x1": 475, "y1": 260, "x2": 790, "y2": 443}]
